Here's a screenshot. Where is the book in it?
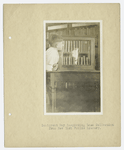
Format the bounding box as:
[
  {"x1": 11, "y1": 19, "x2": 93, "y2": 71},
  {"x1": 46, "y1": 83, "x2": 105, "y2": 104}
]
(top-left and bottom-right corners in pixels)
[
  {"x1": 85, "y1": 41, "x2": 88, "y2": 52},
  {"x1": 69, "y1": 56, "x2": 71, "y2": 65},
  {"x1": 70, "y1": 41, "x2": 72, "y2": 52},
  {"x1": 66, "y1": 57, "x2": 68, "y2": 65},
  {"x1": 68, "y1": 41, "x2": 70, "y2": 52},
  {"x1": 80, "y1": 28, "x2": 83, "y2": 35},
  {"x1": 60, "y1": 30, "x2": 63, "y2": 35},
  {"x1": 78, "y1": 57, "x2": 80, "y2": 65},
  {"x1": 83, "y1": 56, "x2": 85, "y2": 65},
  {"x1": 69, "y1": 29, "x2": 71, "y2": 35},
  {"x1": 74, "y1": 28, "x2": 77, "y2": 36},
  {"x1": 84, "y1": 28, "x2": 87, "y2": 35},
  {"x1": 63, "y1": 57, "x2": 65, "y2": 65},
  {"x1": 87, "y1": 41, "x2": 91, "y2": 64},
  {"x1": 73, "y1": 41, "x2": 75, "y2": 49},
  {"x1": 81, "y1": 57, "x2": 83, "y2": 65},
  {"x1": 71, "y1": 29, "x2": 74, "y2": 36},
  {"x1": 65, "y1": 41, "x2": 67, "y2": 52},
  {"x1": 76, "y1": 41, "x2": 78, "y2": 48},
  {"x1": 90, "y1": 27, "x2": 93, "y2": 35},
  {"x1": 70, "y1": 57, "x2": 72, "y2": 65},
  {"x1": 82, "y1": 28, "x2": 84, "y2": 35},
  {"x1": 62, "y1": 55, "x2": 63, "y2": 65},
  {"x1": 77, "y1": 28, "x2": 79, "y2": 35},
  {"x1": 87, "y1": 28, "x2": 88, "y2": 35},
  {"x1": 88, "y1": 28, "x2": 90, "y2": 35},
  {"x1": 86, "y1": 57, "x2": 88, "y2": 65},
  {"x1": 79, "y1": 41, "x2": 80, "y2": 52},
  {"x1": 73, "y1": 57, "x2": 75, "y2": 65},
  {"x1": 83, "y1": 41, "x2": 85, "y2": 52},
  {"x1": 93, "y1": 27, "x2": 95, "y2": 35},
  {"x1": 63, "y1": 29, "x2": 67, "y2": 36},
  {"x1": 65, "y1": 82, "x2": 67, "y2": 89},
  {"x1": 81, "y1": 41, "x2": 83, "y2": 52},
  {"x1": 62, "y1": 41, "x2": 65, "y2": 52}
]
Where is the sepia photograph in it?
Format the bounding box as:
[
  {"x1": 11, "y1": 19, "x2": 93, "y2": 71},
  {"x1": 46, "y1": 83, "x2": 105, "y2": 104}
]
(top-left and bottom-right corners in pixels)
[
  {"x1": 44, "y1": 21, "x2": 102, "y2": 115},
  {"x1": 3, "y1": 3, "x2": 121, "y2": 147}
]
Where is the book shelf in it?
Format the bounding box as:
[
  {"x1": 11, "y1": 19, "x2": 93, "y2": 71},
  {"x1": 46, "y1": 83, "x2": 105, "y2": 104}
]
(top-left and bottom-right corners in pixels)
[
  {"x1": 46, "y1": 22, "x2": 100, "y2": 70},
  {"x1": 58, "y1": 37, "x2": 95, "y2": 71}
]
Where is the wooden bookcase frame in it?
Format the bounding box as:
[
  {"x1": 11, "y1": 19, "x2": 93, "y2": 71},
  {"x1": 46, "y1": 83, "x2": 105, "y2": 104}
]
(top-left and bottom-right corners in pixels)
[{"x1": 58, "y1": 37, "x2": 95, "y2": 71}]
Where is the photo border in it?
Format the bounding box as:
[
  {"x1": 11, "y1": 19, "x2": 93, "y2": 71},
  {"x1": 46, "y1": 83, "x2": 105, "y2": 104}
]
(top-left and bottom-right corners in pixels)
[{"x1": 44, "y1": 20, "x2": 103, "y2": 115}]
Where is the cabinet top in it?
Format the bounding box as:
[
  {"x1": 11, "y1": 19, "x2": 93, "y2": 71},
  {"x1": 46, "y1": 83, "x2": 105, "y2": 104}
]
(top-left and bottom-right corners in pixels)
[{"x1": 46, "y1": 70, "x2": 100, "y2": 73}]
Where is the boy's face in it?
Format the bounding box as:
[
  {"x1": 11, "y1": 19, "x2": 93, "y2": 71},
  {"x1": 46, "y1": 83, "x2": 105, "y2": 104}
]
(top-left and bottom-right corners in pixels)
[{"x1": 56, "y1": 41, "x2": 64, "y2": 50}]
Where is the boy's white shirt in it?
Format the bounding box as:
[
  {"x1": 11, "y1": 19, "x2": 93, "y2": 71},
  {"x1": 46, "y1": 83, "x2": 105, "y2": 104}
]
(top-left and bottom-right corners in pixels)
[{"x1": 46, "y1": 47, "x2": 59, "y2": 71}]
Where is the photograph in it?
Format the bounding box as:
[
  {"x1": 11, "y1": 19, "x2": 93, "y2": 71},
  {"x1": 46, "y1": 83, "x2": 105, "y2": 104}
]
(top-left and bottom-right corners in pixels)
[
  {"x1": 3, "y1": 3, "x2": 122, "y2": 148},
  {"x1": 44, "y1": 21, "x2": 102, "y2": 114}
]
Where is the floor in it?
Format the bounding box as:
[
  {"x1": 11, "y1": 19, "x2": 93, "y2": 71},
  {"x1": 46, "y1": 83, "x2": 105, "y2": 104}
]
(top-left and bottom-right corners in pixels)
[{"x1": 46, "y1": 88, "x2": 100, "y2": 113}]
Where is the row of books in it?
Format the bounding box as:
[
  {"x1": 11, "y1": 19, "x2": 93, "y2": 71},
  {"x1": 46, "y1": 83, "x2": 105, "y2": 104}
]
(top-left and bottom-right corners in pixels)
[
  {"x1": 46, "y1": 26, "x2": 98, "y2": 38},
  {"x1": 72, "y1": 27, "x2": 96, "y2": 36},
  {"x1": 63, "y1": 40, "x2": 90, "y2": 52},
  {"x1": 63, "y1": 56, "x2": 89, "y2": 65}
]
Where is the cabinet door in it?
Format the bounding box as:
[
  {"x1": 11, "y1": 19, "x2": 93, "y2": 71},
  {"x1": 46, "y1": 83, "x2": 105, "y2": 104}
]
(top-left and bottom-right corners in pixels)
[{"x1": 58, "y1": 37, "x2": 95, "y2": 71}]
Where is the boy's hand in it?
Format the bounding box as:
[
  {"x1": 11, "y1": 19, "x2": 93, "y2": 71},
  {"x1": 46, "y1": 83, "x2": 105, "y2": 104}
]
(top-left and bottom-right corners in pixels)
[{"x1": 52, "y1": 63, "x2": 58, "y2": 71}]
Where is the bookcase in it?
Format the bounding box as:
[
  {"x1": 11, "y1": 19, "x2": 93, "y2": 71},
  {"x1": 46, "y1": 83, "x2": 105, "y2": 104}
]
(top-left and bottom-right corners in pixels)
[
  {"x1": 46, "y1": 23, "x2": 100, "y2": 112},
  {"x1": 58, "y1": 37, "x2": 95, "y2": 71},
  {"x1": 46, "y1": 22, "x2": 100, "y2": 70}
]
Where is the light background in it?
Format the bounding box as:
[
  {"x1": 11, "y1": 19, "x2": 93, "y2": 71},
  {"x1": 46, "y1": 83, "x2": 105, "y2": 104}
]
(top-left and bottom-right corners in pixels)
[{"x1": 1, "y1": 0, "x2": 124, "y2": 150}]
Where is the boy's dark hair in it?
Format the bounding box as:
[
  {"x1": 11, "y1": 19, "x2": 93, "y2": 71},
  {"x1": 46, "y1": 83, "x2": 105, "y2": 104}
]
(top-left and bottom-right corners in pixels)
[{"x1": 49, "y1": 34, "x2": 63, "y2": 46}]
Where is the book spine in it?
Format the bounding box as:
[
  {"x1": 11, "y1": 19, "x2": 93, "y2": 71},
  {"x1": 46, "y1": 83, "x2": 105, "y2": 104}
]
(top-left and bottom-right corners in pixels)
[
  {"x1": 90, "y1": 27, "x2": 93, "y2": 35},
  {"x1": 93, "y1": 27, "x2": 95, "y2": 35},
  {"x1": 65, "y1": 82, "x2": 67, "y2": 89},
  {"x1": 73, "y1": 41, "x2": 75, "y2": 49},
  {"x1": 63, "y1": 40, "x2": 65, "y2": 52},
  {"x1": 65, "y1": 41, "x2": 67, "y2": 52},
  {"x1": 82, "y1": 28, "x2": 84, "y2": 36},
  {"x1": 69, "y1": 56, "x2": 71, "y2": 65},
  {"x1": 79, "y1": 41, "x2": 80, "y2": 52},
  {"x1": 63, "y1": 56, "x2": 65, "y2": 65},
  {"x1": 86, "y1": 57, "x2": 88, "y2": 65},
  {"x1": 83, "y1": 56, "x2": 85, "y2": 65},
  {"x1": 81, "y1": 57, "x2": 83, "y2": 65},
  {"x1": 81, "y1": 28, "x2": 83, "y2": 35},
  {"x1": 70, "y1": 41, "x2": 72, "y2": 52},
  {"x1": 60, "y1": 30, "x2": 62, "y2": 35},
  {"x1": 62, "y1": 41, "x2": 65, "y2": 52},
  {"x1": 74, "y1": 28, "x2": 77, "y2": 36},
  {"x1": 81, "y1": 41, "x2": 83, "y2": 52},
  {"x1": 89, "y1": 28, "x2": 91, "y2": 35},
  {"x1": 88, "y1": 41, "x2": 90, "y2": 64},
  {"x1": 70, "y1": 57, "x2": 72, "y2": 65},
  {"x1": 84, "y1": 28, "x2": 85, "y2": 35},
  {"x1": 83, "y1": 41, "x2": 85, "y2": 52},
  {"x1": 87, "y1": 28, "x2": 88, "y2": 35},
  {"x1": 62, "y1": 55, "x2": 63, "y2": 65},
  {"x1": 73, "y1": 57, "x2": 75, "y2": 65},
  {"x1": 67, "y1": 41, "x2": 68, "y2": 52},
  {"x1": 68, "y1": 41, "x2": 70, "y2": 52},
  {"x1": 78, "y1": 57, "x2": 80, "y2": 65},
  {"x1": 85, "y1": 41, "x2": 88, "y2": 52},
  {"x1": 65, "y1": 57, "x2": 66, "y2": 65},
  {"x1": 66, "y1": 57, "x2": 68, "y2": 65},
  {"x1": 76, "y1": 41, "x2": 78, "y2": 48},
  {"x1": 69, "y1": 29, "x2": 71, "y2": 36}
]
